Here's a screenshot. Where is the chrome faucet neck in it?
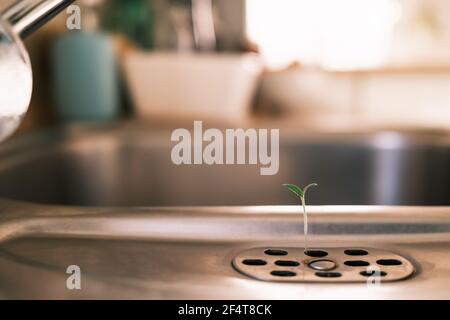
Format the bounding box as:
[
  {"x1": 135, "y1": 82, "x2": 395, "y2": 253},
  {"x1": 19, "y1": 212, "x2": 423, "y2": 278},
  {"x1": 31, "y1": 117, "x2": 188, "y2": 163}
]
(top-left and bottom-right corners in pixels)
[{"x1": 2, "y1": 0, "x2": 75, "y2": 38}]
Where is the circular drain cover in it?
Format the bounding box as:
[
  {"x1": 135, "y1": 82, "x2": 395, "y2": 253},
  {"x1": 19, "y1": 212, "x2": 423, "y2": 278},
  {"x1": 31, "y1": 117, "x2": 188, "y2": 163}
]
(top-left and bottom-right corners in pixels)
[
  {"x1": 233, "y1": 247, "x2": 415, "y2": 283},
  {"x1": 309, "y1": 259, "x2": 337, "y2": 271}
]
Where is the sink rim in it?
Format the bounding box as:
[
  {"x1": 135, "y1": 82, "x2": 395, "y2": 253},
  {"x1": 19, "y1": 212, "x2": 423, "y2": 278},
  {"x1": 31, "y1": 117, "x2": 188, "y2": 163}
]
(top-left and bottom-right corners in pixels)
[{"x1": 0, "y1": 203, "x2": 449, "y2": 244}]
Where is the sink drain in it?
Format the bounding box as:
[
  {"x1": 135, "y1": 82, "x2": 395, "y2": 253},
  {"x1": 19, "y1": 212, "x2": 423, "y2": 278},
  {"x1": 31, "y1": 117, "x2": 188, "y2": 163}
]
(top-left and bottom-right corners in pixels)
[{"x1": 233, "y1": 247, "x2": 415, "y2": 283}]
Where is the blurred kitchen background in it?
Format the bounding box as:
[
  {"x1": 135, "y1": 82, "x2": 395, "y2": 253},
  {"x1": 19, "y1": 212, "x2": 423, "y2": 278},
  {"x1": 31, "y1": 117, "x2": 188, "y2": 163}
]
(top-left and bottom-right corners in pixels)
[{"x1": 2, "y1": 0, "x2": 450, "y2": 133}]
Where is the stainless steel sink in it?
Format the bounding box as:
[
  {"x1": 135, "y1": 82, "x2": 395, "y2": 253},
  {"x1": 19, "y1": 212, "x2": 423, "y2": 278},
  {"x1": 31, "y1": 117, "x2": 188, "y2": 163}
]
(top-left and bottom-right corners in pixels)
[
  {"x1": 0, "y1": 123, "x2": 448, "y2": 206},
  {"x1": 0, "y1": 205, "x2": 449, "y2": 299},
  {"x1": 0, "y1": 123, "x2": 448, "y2": 299}
]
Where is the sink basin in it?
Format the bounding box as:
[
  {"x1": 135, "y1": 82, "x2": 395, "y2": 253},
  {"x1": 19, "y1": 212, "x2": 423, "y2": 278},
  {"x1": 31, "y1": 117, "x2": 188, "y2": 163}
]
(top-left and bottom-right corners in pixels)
[
  {"x1": 0, "y1": 123, "x2": 448, "y2": 299},
  {"x1": 0, "y1": 205, "x2": 449, "y2": 299},
  {"x1": 0, "y1": 123, "x2": 447, "y2": 206}
]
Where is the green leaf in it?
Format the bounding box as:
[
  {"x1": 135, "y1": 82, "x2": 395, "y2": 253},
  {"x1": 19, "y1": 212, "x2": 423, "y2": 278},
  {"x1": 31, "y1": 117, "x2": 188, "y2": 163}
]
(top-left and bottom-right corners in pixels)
[
  {"x1": 283, "y1": 184, "x2": 304, "y2": 198},
  {"x1": 303, "y1": 183, "x2": 318, "y2": 197}
]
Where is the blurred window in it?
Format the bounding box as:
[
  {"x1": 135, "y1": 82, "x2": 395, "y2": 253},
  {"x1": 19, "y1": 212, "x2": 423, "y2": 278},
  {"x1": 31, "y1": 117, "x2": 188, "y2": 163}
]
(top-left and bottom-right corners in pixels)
[{"x1": 246, "y1": 0, "x2": 401, "y2": 70}]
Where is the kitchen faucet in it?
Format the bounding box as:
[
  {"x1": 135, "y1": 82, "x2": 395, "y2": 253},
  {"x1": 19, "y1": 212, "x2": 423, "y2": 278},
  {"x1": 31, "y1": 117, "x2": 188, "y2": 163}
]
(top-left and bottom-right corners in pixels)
[
  {"x1": 0, "y1": 0, "x2": 74, "y2": 142},
  {"x1": 0, "y1": 0, "x2": 216, "y2": 141},
  {"x1": 2, "y1": 0, "x2": 75, "y2": 38}
]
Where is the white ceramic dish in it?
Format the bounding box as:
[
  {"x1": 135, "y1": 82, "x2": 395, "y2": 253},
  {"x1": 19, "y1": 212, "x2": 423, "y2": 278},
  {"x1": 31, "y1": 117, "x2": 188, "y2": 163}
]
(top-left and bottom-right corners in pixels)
[{"x1": 122, "y1": 51, "x2": 263, "y2": 124}]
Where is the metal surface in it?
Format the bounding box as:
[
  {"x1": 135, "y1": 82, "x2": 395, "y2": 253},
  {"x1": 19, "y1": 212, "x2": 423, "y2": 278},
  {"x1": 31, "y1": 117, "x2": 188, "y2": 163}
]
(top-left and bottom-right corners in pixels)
[
  {"x1": 0, "y1": 0, "x2": 73, "y2": 142},
  {"x1": 309, "y1": 259, "x2": 337, "y2": 271},
  {"x1": 0, "y1": 124, "x2": 448, "y2": 299},
  {"x1": 233, "y1": 247, "x2": 415, "y2": 283},
  {"x1": 2, "y1": 0, "x2": 75, "y2": 38},
  {"x1": 0, "y1": 123, "x2": 447, "y2": 206},
  {"x1": 0, "y1": 205, "x2": 449, "y2": 299},
  {"x1": 0, "y1": 18, "x2": 31, "y2": 143}
]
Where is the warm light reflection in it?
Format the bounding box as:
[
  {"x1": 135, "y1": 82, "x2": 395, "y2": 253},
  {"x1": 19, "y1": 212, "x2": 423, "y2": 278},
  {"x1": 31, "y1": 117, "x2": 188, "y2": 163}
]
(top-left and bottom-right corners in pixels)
[{"x1": 246, "y1": 0, "x2": 402, "y2": 70}]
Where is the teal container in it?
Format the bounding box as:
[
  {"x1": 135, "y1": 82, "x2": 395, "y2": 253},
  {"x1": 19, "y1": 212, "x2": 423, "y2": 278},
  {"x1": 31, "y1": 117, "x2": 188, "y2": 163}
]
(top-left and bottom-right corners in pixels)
[{"x1": 52, "y1": 31, "x2": 120, "y2": 122}]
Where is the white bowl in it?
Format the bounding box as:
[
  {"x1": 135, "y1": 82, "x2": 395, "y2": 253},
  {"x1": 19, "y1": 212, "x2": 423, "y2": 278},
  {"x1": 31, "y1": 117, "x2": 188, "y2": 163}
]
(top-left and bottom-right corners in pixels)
[{"x1": 122, "y1": 51, "x2": 263, "y2": 124}]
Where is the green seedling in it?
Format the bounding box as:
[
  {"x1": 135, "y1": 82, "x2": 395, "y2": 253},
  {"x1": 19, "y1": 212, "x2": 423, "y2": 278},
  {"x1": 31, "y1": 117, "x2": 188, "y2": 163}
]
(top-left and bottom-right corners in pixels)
[{"x1": 283, "y1": 183, "x2": 318, "y2": 251}]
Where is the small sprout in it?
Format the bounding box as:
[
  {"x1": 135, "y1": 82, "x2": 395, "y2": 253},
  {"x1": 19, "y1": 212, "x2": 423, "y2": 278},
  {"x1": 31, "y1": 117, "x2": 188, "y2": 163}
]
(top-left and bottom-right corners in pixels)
[
  {"x1": 283, "y1": 183, "x2": 318, "y2": 250},
  {"x1": 283, "y1": 183, "x2": 318, "y2": 204}
]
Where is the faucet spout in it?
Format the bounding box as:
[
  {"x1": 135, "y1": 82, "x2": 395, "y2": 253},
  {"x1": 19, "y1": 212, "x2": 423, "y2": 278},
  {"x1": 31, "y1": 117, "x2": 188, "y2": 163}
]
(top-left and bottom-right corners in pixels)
[{"x1": 2, "y1": 0, "x2": 75, "y2": 38}]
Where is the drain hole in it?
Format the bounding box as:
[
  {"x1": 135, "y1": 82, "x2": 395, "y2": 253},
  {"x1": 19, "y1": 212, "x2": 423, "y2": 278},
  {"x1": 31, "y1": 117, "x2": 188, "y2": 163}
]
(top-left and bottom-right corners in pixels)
[
  {"x1": 305, "y1": 250, "x2": 328, "y2": 257},
  {"x1": 271, "y1": 270, "x2": 297, "y2": 277},
  {"x1": 377, "y1": 259, "x2": 402, "y2": 266},
  {"x1": 265, "y1": 249, "x2": 288, "y2": 256},
  {"x1": 315, "y1": 272, "x2": 342, "y2": 278},
  {"x1": 360, "y1": 271, "x2": 387, "y2": 277},
  {"x1": 344, "y1": 260, "x2": 370, "y2": 267},
  {"x1": 344, "y1": 249, "x2": 369, "y2": 256},
  {"x1": 275, "y1": 260, "x2": 300, "y2": 267},
  {"x1": 242, "y1": 259, "x2": 267, "y2": 266}
]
